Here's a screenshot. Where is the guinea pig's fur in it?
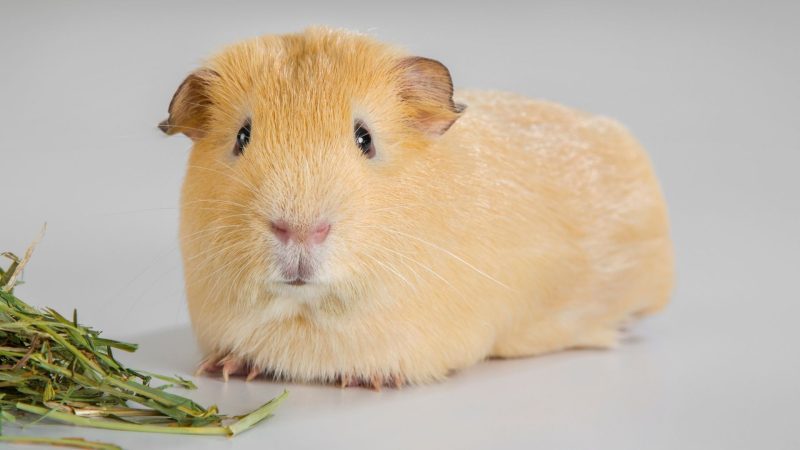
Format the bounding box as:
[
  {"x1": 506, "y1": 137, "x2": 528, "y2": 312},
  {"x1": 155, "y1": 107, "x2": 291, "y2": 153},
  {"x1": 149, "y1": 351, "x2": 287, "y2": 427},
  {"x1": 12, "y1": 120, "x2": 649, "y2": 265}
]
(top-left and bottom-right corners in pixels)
[{"x1": 160, "y1": 27, "x2": 673, "y2": 387}]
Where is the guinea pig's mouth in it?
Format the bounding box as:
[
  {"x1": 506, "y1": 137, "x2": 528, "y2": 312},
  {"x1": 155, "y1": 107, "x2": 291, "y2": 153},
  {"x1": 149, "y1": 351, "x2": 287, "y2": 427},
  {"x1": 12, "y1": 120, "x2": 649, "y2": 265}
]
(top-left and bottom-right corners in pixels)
[{"x1": 274, "y1": 252, "x2": 322, "y2": 288}]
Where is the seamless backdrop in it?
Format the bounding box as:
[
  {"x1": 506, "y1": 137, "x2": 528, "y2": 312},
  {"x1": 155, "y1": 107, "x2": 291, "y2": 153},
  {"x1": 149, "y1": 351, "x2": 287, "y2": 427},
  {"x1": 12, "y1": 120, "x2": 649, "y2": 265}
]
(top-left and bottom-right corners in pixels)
[{"x1": 1, "y1": 1, "x2": 798, "y2": 449}]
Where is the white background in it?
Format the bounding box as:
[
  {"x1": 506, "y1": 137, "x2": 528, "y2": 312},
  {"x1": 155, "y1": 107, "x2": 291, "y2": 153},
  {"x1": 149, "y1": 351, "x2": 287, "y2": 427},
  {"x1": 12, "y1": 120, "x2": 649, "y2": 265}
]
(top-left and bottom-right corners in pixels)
[{"x1": 1, "y1": 1, "x2": 798, "y2": 449}]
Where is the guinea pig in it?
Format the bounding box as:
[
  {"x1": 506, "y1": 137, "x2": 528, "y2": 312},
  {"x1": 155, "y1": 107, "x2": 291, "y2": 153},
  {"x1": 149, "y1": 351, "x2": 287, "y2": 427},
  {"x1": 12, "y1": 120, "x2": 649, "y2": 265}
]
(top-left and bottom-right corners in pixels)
[{"x1": 159, "y1": 27, "x2": 673, "y2": 388}]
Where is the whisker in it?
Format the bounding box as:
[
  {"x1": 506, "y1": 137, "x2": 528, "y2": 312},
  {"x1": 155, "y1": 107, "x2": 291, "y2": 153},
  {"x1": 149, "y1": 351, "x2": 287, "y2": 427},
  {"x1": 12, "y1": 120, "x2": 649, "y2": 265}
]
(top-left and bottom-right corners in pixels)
[
  {"x1": 359, "y1": 239, "x2": 455, "y2": 290},
  {"x1": 358, "y1": 224, "x2": 514, "y2": 291},
  {"x1": 359, "y1": 251, "x2": 415, "y2": 293}
]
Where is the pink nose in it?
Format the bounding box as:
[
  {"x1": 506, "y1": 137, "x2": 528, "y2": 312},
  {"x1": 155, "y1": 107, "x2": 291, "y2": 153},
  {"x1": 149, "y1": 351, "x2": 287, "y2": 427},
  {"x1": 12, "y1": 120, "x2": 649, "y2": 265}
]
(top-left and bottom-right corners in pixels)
[{"x1": 270, "y1": 220, "x2": 331, "y2": 245}]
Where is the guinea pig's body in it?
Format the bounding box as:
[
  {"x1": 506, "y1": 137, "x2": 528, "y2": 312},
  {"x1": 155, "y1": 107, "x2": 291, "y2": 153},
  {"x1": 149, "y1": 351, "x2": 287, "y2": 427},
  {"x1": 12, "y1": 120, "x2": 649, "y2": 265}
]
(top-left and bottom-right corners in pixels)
[{"x1": 162, "y1": 28, "x2": 672, "y2": 387}]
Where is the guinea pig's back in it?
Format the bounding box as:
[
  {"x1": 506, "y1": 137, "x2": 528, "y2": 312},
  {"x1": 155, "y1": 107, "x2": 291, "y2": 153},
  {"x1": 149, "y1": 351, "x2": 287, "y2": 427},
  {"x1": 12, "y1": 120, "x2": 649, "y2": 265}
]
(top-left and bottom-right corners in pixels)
[
  {"x1": 452, "y1": 90, "x2": 673, "y2": 326},
  {"x1": 453, "y1": 90, "x2": 669, "y2": 224}
]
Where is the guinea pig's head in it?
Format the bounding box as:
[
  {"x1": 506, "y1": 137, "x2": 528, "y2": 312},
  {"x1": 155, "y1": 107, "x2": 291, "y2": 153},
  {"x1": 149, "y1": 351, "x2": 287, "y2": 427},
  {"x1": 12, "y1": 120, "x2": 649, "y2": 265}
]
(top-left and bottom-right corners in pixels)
[{"x1": 161, "y1": 28, "x2": 464, "y2": 306}]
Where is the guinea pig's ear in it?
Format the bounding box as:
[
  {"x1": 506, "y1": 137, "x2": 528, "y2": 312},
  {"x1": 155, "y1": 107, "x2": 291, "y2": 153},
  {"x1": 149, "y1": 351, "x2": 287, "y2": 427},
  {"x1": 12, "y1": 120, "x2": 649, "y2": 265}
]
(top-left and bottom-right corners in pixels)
[
  {"x1": 395, "y1": 57, "x2": 466, "y2": 135},
  {"x1": 158, "y1": 68, "x2": 219, "y2": 140}
]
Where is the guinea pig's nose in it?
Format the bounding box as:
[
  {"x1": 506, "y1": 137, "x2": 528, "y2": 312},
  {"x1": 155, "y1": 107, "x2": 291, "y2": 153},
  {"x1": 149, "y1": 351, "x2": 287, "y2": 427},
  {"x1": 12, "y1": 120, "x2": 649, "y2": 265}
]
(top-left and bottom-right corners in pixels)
[
  {"x1": 270, "y1": 220, "x2": 293, "y2": 244},
  {"x1": 309, "y1": 222, "x2": 331, "y2": 245},
  {"x1": 270, "y1": 220, "x2": 331, "y2": 245}
]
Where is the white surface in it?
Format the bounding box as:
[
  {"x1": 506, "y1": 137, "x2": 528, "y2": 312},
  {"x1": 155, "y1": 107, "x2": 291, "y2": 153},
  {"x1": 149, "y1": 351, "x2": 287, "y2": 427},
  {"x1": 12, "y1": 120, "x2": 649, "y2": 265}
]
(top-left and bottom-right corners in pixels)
[{"x1": 1, "y1": 1, "x2": 799, "y2": 449}]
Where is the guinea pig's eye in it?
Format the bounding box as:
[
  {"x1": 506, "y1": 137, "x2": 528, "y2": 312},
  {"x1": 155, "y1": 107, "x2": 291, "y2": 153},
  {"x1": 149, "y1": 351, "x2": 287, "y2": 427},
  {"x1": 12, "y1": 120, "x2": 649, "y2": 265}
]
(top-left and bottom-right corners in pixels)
[
  {"x1": 233, "y1": 120, "x2": 251, "y2": 156},
  {"x1": 354, "y1": 121, "x2": 375, "y2": 159}
]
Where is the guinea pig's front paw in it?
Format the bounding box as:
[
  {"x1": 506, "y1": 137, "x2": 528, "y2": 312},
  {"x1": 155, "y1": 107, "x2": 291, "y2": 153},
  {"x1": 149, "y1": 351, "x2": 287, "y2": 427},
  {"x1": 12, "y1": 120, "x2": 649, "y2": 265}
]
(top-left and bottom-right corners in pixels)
[
  {"x1": 195, "y1": 353, "x2": 262, "y2": 382},
  {"x1": 337, "y1": 373, "x2": 406, "y2": 391}
]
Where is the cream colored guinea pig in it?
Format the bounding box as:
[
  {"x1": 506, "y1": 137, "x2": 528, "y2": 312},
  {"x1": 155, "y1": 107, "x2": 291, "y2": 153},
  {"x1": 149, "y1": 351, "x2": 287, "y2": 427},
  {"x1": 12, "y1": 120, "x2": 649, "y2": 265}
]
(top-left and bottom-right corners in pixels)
[{"x1": 159, "y1": 27, "x2": 673, "y2": 388}]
